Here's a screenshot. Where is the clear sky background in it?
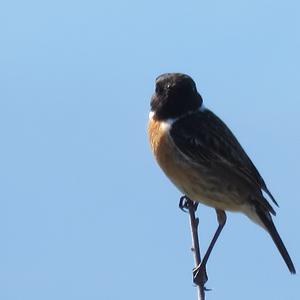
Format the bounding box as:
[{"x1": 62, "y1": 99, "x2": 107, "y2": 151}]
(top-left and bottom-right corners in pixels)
[{"x1": 0, "y1": 1, "x2": 299, "y2": 299}]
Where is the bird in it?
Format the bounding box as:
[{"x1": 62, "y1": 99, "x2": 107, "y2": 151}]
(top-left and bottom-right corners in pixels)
[{"x1": 147, "y1": 72, "x2": 296, "y2": 283}]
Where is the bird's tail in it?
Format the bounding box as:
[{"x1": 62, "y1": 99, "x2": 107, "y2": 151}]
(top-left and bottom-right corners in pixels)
[{"x1": 255, "y1": 207, "x2": 296, "y2": 274}]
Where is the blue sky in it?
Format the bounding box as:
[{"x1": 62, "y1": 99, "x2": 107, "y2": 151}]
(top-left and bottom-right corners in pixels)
[{"x1": 0, "y1": 0, "x2": 299, "y2": 299}]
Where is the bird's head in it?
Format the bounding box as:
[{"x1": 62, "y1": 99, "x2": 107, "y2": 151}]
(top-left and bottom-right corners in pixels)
[{"x1": 150, "y1": 73, "x2": 203, "y2": 121}]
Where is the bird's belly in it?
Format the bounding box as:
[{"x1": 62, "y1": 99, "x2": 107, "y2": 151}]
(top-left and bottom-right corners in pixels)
[
  {"x1": 148, "y1": 118, "x2": 246, "y2": 212},
  {"x1": 164, "y1": 158, "x2": 244, "y2": 212}
]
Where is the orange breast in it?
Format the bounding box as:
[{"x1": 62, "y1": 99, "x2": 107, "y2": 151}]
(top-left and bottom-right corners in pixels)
[
  {"x1": 148, "y1": 117, "x2": 176, "y2": 172},
  {"x1": 147, "y1": 117, "x2": 194, "y2": 195},
  {"x1": 147, "y1": 116, "x2": 242, "y2": 210}
]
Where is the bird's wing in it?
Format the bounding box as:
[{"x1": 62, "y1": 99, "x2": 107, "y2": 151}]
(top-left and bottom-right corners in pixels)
[{"x1": 170, "y1": 109, "x2": 278, "y2": 208}]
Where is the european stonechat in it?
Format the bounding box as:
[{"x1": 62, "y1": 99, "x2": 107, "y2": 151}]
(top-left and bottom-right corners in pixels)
[{"x1": 148, "y1": 73, "x2": 296, "y2": 277}]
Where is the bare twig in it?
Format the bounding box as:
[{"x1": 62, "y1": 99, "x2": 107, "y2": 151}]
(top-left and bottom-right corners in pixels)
[{"x1": 180, "y1": 196, "x2": 206, "y2": 300}]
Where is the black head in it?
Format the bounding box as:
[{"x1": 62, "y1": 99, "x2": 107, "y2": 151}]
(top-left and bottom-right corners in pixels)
[{"x1": 150, "y1": 73, "x2": 203, "y2": 121}]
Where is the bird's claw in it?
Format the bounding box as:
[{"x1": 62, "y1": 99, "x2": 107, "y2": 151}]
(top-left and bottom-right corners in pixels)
[
  {"x1": 179, "y1": 196, "x2": 198, "y2": 212},
  {"x1": 179, "y1": 196, "x2": 189, "y2": 212},
  {"x1": 193, "y1": 263, "x2": 211, "y2": 291}
]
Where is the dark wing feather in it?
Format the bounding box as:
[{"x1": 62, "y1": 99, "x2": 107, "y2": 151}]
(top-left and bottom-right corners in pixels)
[{"x1": 170, "y1": 109, "x2": 278, "y2": 207}]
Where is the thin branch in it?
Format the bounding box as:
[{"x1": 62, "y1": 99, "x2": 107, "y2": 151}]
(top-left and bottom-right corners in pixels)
[{"x1": 180, "y1": 196, "x2": 205, "y2": 300}]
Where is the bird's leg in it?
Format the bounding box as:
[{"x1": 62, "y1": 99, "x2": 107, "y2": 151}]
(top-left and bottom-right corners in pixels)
[{"x1": 193, "y1": 209, "x2": 227, "y2": 286}]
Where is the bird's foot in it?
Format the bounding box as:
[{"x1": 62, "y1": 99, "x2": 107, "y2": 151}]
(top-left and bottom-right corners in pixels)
[
  {"x1": 179, "y1": 196, "x2": 198, "y2": 212},
  {"x1": 193, "y1": 263, "x2": 211, "y2": 291}
]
